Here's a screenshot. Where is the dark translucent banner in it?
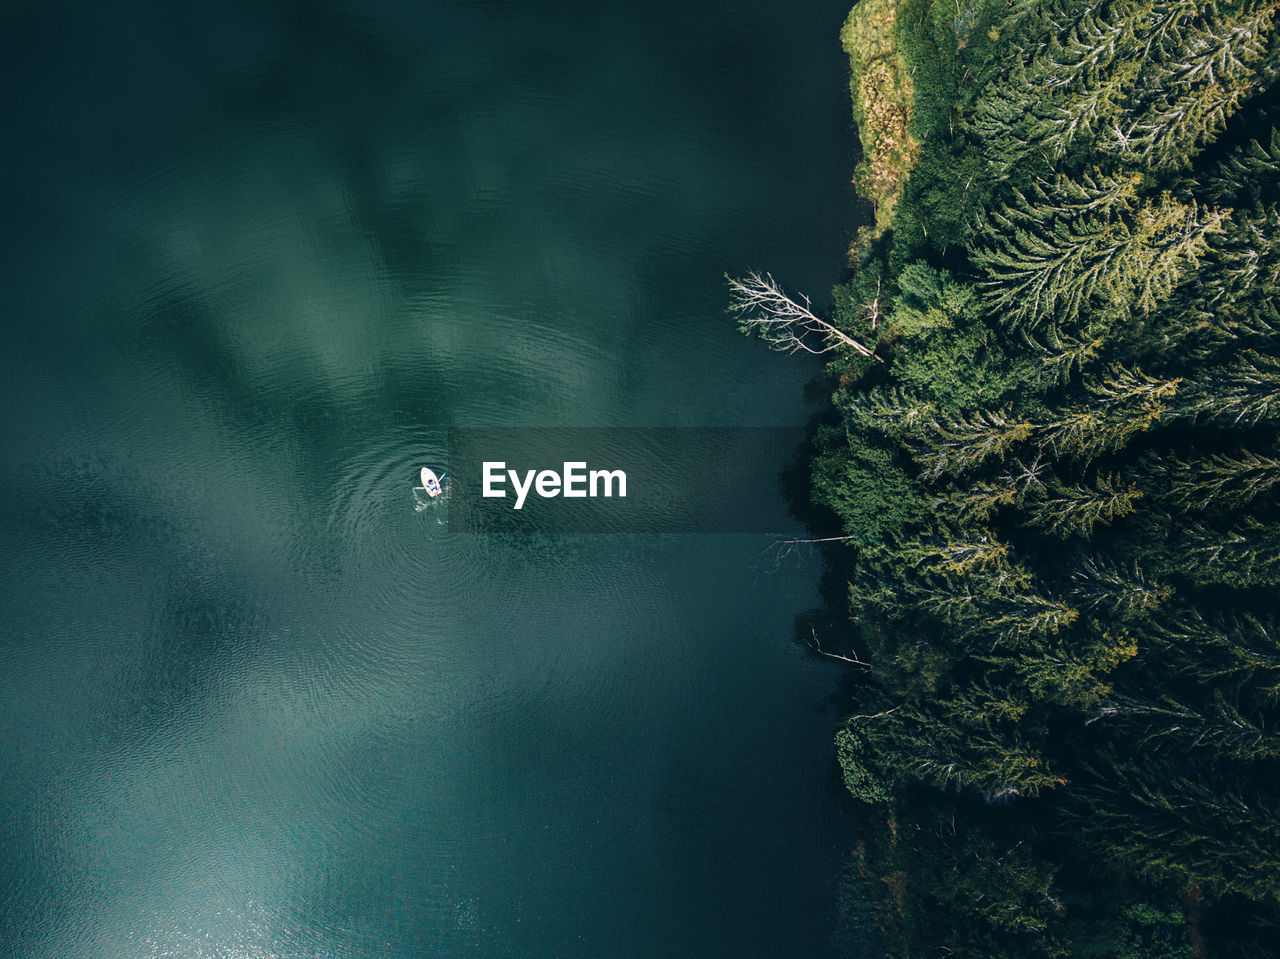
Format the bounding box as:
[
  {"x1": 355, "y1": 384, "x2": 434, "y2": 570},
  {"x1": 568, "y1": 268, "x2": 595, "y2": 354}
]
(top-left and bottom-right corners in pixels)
[{"x1": 443, "y1": 428, "x2": 809, "y2": 533}]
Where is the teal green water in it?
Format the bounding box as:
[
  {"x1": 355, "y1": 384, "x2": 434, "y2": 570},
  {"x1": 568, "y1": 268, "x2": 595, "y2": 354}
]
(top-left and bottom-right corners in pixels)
[{"x1": 0, "y1": 2, "x2": 859, "y2": 955}]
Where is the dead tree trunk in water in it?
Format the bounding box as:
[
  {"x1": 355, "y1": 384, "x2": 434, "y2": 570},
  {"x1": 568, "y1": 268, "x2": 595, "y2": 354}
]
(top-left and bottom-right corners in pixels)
[{"x1": 728, "y1": 271, "x2": 881, "y2": 361}]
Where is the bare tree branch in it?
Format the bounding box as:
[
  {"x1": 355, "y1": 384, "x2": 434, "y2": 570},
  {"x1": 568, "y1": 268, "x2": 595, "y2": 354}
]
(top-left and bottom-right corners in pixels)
[
  {"x1": 762, "y1": 534, "x2": 857, "y2": 572},
  {"x1": 807, "y1": 627, "x2": 871, "y2": 670},
  {"x1": 728, "y1": 271, "x2": 883, "y2": 361},
  {"x1": 865, "y1": 278, "x2": 882, "y2": 332},
  {"x1": 778, "y1": 535, "x2": 858, "y2": 544},
  {"x1": 848, "y1": 704, "x2": 902, "y2": 721}
]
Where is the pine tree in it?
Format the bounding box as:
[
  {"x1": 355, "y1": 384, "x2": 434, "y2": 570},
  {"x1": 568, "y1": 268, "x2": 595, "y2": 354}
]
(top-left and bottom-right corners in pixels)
[
  {"x1": 1174, "y1": 350, "x2": 1280, "y2": 425},
  {"x1": 971, "y1": 184, "x2": 1225, "y2": 333},
  {"x1": 1139, "y1": 608, "x2": 1280, "y2": 693},
  {"x1": 1067, "y1": 556, "x2": 1173, "y2": 619},
  {"x1": 939, "y1": 456, "x2": 1050, "y2": 522},
  {"x1": 1023, "y1": 325, "x2": 1108, "y2": 384},
  {"x1": 1204, "y1": 126, "x2": 1280, "y2": 206},
  {"x1": 1007, "y1": 624, "x2": 1138, "y2": 708},
  {"x1": 1162, "y1": 515, "x2": 1280, "y2": 586},
  {"x1": 1144, "y1": 442, "x2": 1280, "y2": 511},
  {"x1": 1098, "y1": 1, "x2": 1280, "y2": 171},
  {"x1": 906, "y1": 406, "x2": 1035, "y2": 479},
  {"x1": 1066, "y1": 759, "x2": 1280, "y2": 899},
  {"x1": 837, "y1": 384, "x2": 937, "y2": 439},
  {"x1": 966, "y1": 0, "x2": 1204, "y2": 174},
  {"x1": 967, "y1": 0, "x2": 1275, "y2": 176},
  {"x1": 1149, "y1": 203, "x2": 1280, "y2": 359},
  {"x1": 1022, "y1": 473, "x2": 1143, "y2": 537}
]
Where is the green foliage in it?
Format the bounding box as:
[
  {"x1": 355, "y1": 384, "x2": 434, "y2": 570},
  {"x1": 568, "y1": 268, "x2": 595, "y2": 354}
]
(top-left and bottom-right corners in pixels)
[
  {"x1": 888, "y1": 263, "x2": 1034, "y2": 408},
  {"x1": 1143, "y1": 442, "x2": 1280, "y2": 511},
  {"x1": 811, "y1": 427, "x2": 921, "y2": 546},
  {"x1": 848, "y1": 793, "x2": 1074, "y2": 959},
  {"x1": 965, "y1": 0, "x2": 1276, "y2": 177},
  {"x1": 970, "y1": 179, "x2": 1226, "y2": 334},
  {"x1": 890, "y1": 262, "x2": 973, "y2": 338},
  {"x1": 1067, "y1": 900, "x2": 1195, "y2": 959},
  {"x1": 835, "y1": 724, "x2": 893, "y2": 804},
  {"x1": 782, "y1": 0, "x2": 1280, "y2": 954},
  {"x1": 1205, "y1": 126, "x2": 1280, "y2": 206}
]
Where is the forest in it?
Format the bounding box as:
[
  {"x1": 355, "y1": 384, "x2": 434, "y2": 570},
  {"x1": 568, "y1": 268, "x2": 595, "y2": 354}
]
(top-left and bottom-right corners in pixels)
[{"x1": 733, "y1": 0, "x2": 1280, "y2": 955}]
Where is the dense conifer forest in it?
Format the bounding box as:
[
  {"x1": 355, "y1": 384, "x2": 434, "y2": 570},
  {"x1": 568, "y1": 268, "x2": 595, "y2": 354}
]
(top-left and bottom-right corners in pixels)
[{"x1": 735, "y1": 0, "x2": 1280, "y2": 955}]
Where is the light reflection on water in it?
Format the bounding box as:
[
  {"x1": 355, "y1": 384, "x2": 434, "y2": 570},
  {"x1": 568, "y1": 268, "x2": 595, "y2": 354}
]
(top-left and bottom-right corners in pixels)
[{"x1": 0, "y1": 0, "x2": 862, "y2": 956}]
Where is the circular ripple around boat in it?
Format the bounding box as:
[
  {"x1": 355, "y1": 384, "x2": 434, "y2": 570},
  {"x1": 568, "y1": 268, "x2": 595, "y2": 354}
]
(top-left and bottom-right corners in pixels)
[{"x1": 322, "y1": 434, "x2": 487, "y2": 595}]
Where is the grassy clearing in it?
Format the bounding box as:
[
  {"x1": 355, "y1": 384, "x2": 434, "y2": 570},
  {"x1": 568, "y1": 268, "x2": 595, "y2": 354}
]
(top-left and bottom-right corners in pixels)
[{"x1": 842, "y1": 0, "x2": 921, "y2": 242}]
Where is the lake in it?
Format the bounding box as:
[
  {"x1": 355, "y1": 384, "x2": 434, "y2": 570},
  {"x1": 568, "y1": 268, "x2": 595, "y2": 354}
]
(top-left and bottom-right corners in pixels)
[{"x1": 0, "y1": 1, "x2": 861, "y2": 955}]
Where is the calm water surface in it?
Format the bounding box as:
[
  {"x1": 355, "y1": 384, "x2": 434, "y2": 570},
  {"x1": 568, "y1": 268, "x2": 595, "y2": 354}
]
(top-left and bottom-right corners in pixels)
[{"x1": 0, "y1": 1, "x2": 860, "y2": 955}]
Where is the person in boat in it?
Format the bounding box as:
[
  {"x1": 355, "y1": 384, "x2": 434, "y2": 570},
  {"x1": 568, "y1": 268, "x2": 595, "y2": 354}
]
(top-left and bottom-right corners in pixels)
[{"x1": 425, "y1": 476, "x2": 441, "y2": 496}]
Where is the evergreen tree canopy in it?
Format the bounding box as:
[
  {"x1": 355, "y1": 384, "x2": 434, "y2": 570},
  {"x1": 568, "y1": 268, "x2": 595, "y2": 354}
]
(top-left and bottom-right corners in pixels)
[{"x1": 750, "y1": 0, "x2": 1280, "y2": 954}]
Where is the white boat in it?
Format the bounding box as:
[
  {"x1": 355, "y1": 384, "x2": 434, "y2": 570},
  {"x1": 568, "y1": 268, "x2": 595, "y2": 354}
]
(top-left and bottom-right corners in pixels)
[{"x1": 419, "y1": 467, "x2": 443, "y2": 497}]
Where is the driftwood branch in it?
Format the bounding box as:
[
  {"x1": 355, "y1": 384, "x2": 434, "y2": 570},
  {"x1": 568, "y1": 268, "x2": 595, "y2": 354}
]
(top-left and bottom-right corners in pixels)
[
  {"x1": 764, "y1": 534, "x2": 857, "y2": 571},
  {"x1": 778, "y1": 535, "x2": 858, "y2": 545}
]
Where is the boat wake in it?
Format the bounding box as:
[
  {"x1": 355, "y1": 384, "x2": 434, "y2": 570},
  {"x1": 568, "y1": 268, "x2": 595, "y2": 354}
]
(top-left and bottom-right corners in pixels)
[{"x1": 413, "y1": 476, "x2": 450, "y2": 513}]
